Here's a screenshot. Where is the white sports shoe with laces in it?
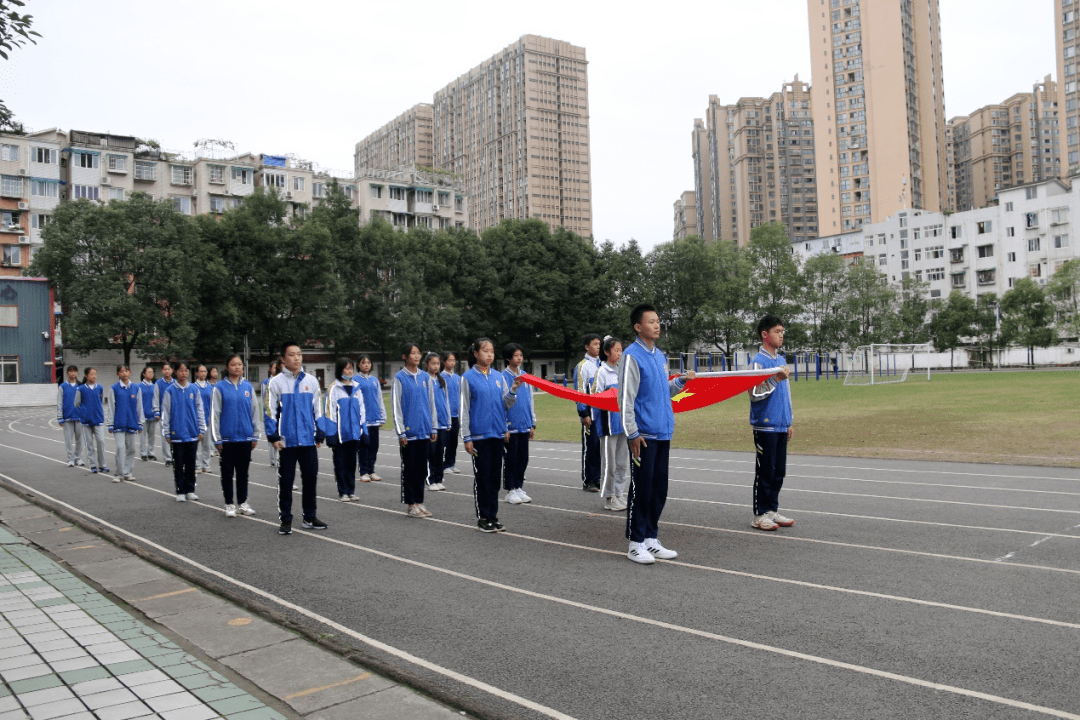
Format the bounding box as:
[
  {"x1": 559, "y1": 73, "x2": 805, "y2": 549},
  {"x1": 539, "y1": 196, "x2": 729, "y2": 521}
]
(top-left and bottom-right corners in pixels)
[{"x1": 644, "y1": 538, "x2": 677, "y2": 559}]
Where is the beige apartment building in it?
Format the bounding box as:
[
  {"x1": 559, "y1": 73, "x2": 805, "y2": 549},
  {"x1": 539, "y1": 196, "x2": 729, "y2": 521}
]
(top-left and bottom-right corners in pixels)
[
  {"x1": 1057, "y1": 1, "x2": 1080, "y2": 176},
  {"x1": 672, "y1": 191, "x2": 698, "y2": 240},
  {"x1": 0, "y1": 130, "x2": 63, "y2": 276},
  {"x1": 356, "y1": 165, "x2": 468, "y2": 230},
  {"x1": 690, "y1": 119, "x2": 714, "y2": 241},
  {"x1": 949, "y1": 77, "x2": 1061, "y2": 212},
  {"x1": 354, "y1": 104, "x2": 434, "y2": 172},
  {"x1": 692, "y1": 78, "x2": 818, "y2": 246},
  {"x1": 808, "y1": 0, "x2": 949, "y2": 234},
  {"x1": 429, "y1": 35, "x2": 591, "y2": 236}
]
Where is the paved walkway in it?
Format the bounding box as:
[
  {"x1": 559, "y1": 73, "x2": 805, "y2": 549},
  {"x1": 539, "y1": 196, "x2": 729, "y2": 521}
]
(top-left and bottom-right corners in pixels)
[{"x1": 0, "y1": 490, "x2": 461, "y2": 720}]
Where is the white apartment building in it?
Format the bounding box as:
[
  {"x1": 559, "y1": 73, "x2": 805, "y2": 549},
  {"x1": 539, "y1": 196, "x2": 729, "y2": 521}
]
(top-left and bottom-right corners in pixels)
[
  {"x1": 356, "y1": 166, "x2": 468, "y2": 230},
  {"x1": 0, "y1": 130, "x2": 64, "y2": 274},
  {"x1": 794, "y1": 177, "x2": 1079, "y2": 301}
]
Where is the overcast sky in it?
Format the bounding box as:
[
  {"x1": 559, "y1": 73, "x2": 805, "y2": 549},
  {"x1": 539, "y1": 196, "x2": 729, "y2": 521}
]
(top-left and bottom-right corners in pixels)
[{"x1": 0, "y1": 0, "x2": 1056, "y2": 251}]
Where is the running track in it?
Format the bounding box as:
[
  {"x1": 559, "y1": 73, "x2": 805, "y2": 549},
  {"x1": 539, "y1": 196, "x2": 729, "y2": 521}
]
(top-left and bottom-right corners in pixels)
[{"x1": 1, "y1": 406, "x2": 1079, "y2": 719}]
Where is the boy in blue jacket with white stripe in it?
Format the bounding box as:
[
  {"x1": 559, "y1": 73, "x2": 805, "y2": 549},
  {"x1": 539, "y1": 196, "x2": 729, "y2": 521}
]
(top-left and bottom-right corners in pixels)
[
  {"x1": 748, "y1": 314, "x2": 794, "y2": 531},
  {"x1": 57, "y1": 364, "x2": 84, "y2": 467},
  {"x1": 107, "y1": 365, "x2": 144, "y2": 483}
]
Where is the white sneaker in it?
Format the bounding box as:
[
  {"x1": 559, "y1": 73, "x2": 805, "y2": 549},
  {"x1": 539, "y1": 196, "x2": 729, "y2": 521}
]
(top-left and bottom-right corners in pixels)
[
  {"x1": 67, "y1": 461, "x2": 74, "y2": 467},
  {"x1": 645, "y1": 538, "x2": 677, "y2": 560},
  {"x1": 427, "y1": 482, "x2": 444, "y2": 492},
  {"x1": 751, "y1": 513, "x2": 779, "y2": 531},
  {"x1": 359, "y1": 474, "x2": 372, "y2": 482},
  {"x1": 112, "y1": 476, "x2": 122, "y2": 483},
  {"x1": 767, "y1": 510, "x2": 795, "y2": 527},
  {"x1": 517, "y1": 488, "x2": 531, "y2": 503},
  {"x1": 613, "y1": 495, "x2": 629, "y2": 511},
  {"x1": 627, "y1": 542, "x2": 655, "y2": 564},
  {"x1": 417, "y1": 504, "x2": 432, "y2": 517},
  {"x1": 347, "y1": 494, "x2": 360, "y2": 502},
  {"x1": 176, "y1": 494, "x2": 186, "y2": 502},
  {"x1": 449, "y1": 466, "x2": 462, "y2": 475},
  {"x1": 224, "y1": 504, "x2": 237, "y2": 518},
  {"x1": 406, "y1": 505, "x2": 425, "y2": 518},
  {"x1": 239, "y1": 502, "x2": 255, "y2": 516},
  {"x1": 506, "y1": 489, "x2": 523, "y2": 504},
  {"x1": 339, "y1": 494, "x2": 351, "y2": 502},
  {"x1": 185, "y1": 493, "x2": 199, "y2": 501},
  {"x1": 603, "y1": 497, "x2": 618, "y2": 511}
]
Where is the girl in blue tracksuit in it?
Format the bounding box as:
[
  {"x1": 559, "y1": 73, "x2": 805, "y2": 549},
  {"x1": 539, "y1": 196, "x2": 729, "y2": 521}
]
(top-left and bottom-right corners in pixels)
[
  {"x1": 424, "y1": 352, "x2": 451, "y2": 491},
  {"x1": 501, "y1": 343, "x2": 535, "y2": 505},
  {"x1": 461, "y1": 338, "x2": 522, "y2": 533},
  {"x1": 161, "y1": 362, "x2": 206, "y2": 502},
  {"x1": 441, "y1": 351, "x2": 462, "y2": 474},
  {"x1": 75, "y1": 368, "x2": 108, "y2": 474},
  {"x1": 57, "y1": 364, "x2": 84, "y2": 467},
  {"x1": 392, "y1": 343, "x2": 437, "y2": 517},
  {"x1": 748, "y1": 314, "x2": 795, "y2": 531},
  {"x1": 139, "y1": 367, "x2": 159, "y2": 461},
  {"x1": 356, "y1": 354, "x2": 386, "y2": 482},
  {"x1": 212, "y1": 354, "x2": 260, "y2": 518},
  {"x1": 194, "y1": 365, "x2": 215, "y2": 473},
  {"x1": 107, "y1": 364, "x2": 144, "y2": 482},
  {"x1": 594, "y1": 337, "x2": 629, "y2": 511},
  {"x1": 153, "y1": 363, "x2": 175, "y2": 466},
  {"x1": 324, "y1": 357, "x2": 367, "y2": 502}
]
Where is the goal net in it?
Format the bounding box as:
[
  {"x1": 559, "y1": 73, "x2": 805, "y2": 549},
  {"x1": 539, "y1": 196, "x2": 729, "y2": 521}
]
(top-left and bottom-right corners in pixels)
[{"x1": 844, "y1": 343, "x2": 932, "y2": 386}]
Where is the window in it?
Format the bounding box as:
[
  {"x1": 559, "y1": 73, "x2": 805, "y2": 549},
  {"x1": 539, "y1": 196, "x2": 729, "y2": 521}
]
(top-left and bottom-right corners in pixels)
[
  {"x1": 951, "y1": 272, "x2": 967, "y2": 287},
  {"x1": 263, "y1": 172, "x2": 285, "y2": 188},
  {"x1": 77, "y1": 152, "x2": 99, "y2": 169},
  {"x1": 209, "y1": 196, "x2": 225, "y2": 213},
  {"x1": 29, "y1": 180, "x2": 58, "y2": 198},
  {"x1": 950, "y1": 248, "x2": 964, "y2": 262},
  {"x1": 977, "y1": 245, "x2": 994, "y2": 258},
  {"x1": 72, "y1": 185, "x2": 99, "y2": 200},
  {"x1": 134, "y1": 161, "x2": 157, "y2": 181},
  {"x1": 977, "y1": 269, "x2": 996, "y2": 284},
  {"x1": 878, "y1": 253, "x2": 887, "y2": 266},
  {"x1": 415, "y1": 189, "x2": 433, "y2": 203},
  {"x1": 1006, "y1": 227, "x2": 1015, "y2": 237},
  {"x1": 914, "y1": 248, "x2": 922, "y2": 261},
  {"x1": 0, "y1": 144, "x2": 18, "y2": 162},
  {"x1": 31, "y1": 147, "x2": 56, "y2": 164},
  {"x1": 1029, "y1": 264, "x2": 1042, "y2": 278},
  {"x1": 1025, "y1": 212, "x2": 1039, "y2": 228},
  {"x1": 1052, "y1": 207, "x2": 1069, "y2": 224},
  {"x1": 438, "y1": 191, "x2": 450, "y2": 205},
  {"x1": 1008, "y1": 252, "x2": 1017, "y2": 262},
  {"x1": 107, "y1": 154, "x2": 127, "y2": 172},
  {"x1": 1004, "y1": 201, "x2": 1014, "y2": 212},
  {"x1": 977, "y1": 221, "x2": 992, "y2": 234},
  {"x1": 312, "y1": 182, "x2": 325, "y2": 198},
  {"x1": 866, "y1": 237, "x2": 874, "y2": 247},
  {"x1": 170, "y1": 165, "x2": 193, "y2": 185},
  {"x1": 928, "y1": 245, "x2": 945, "y2": 259},
  {"x1": 389, "y1": 186, "x2": 406, "y2": 200},
  {"x1": 208, "y1": 165, "x2": 225, "y2": 184},
  {"x1": 455, "y1": 196, "x2": 464, "y2": 212},
  {"x1": 1055, "y1": 234, "x2": 1070, "y2": 248},
  {"x1": 1, "y1": 175, "x2": 23, "y2": 197},
  {"x1": 950, "y1": 225, "x2": 962, "y2": 239},
  {"x1": 1, "y1": 245, "x2": 20, "y2": 266},
  {"x1": 292, "y1": 176, "x2": 305, "y2": 192},
  {"x1": 342, "y1": 185, "x2": 354, "y2": 200},
  {"x1": 1, "y1": 210, "x2": 20, "y2": 228},
  {"x1": 913, "y1": 227, "x2": 921, "y2": 240},
  {"x1": 1029, "y1": 237, "x2": 1041, "y2": 251},
  {"x1": 1025, "y1": 186, "x2": 1038, "y2": 199},
  {"x1": 231, "y1": 168, "x2": 252, "y2": 184},
  {"x1": 108, "y1": 187, "x2": 124, "y2": 201},
  {"x1": 927, "y1": 267, "x2": 945, "y2": 281},
  {"x1": 0, "y1": 355, "x2": 17, "y2": 383},
  {"x1": 30, "y1": 214, "x2": 48, "y2": 230},
  {"x1": 370, "y1": 185, "x2": 383, "y2": 199},
  {"x1": 0, "y1": 306, "x2": 16, "y2": 326},
  {"x1": 171, "y1": 196, "x2": 191, "y2": 215}
]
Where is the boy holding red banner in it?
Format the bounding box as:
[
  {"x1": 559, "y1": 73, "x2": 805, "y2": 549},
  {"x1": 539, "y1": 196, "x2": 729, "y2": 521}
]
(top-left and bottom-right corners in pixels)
[{"x1": 748, "y1": 315, "x2": 794, "y2": 531}]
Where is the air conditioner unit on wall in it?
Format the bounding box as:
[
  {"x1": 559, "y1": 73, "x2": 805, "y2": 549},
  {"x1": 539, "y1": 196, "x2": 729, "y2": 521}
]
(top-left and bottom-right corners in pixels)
[
  {"x1": 18, "y1": 169, "x2": 27, "y2": 176},
  {"x1": 100, "y1": 177, "x2": 111, "y2": 185},
  {"x1": 17, "y1": 202, "x2": 28, "y2": 210},
  {"x1": 18, "y1": 236, "x2": 30, "y2": 245},
  {"x1": 432, "y1": 204, "x2": 440, "y2": 211}
]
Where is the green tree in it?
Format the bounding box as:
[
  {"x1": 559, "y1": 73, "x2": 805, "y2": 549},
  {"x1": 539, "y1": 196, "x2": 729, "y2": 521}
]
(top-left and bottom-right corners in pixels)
[
  {"x1": 0, "y1": 0, "x2": 41, "y2": 134},
  {"x1": 29, "y1": 194, "x2": 206, "y2": 366},
  {"x1": 842, "y1": 260, "x2": 897, "y2": 348},
  {"x1": 894, "y1": 276, "x2": 932, "y2": 344},
  {"x1": 799, "y1": 252, "x2": 848, "y2": 354},
  {"x1": 701, "y1": 238, "x2": 751, "y2": 359},
  {"x1": 928, "y1": 290, "x2": 976, "y2": 370},
  {"x1": 747, "y1": 222, "x2": 801, "y2": 321},
  {"x1": 972, "y1": 293, "x2": 1001, "y2": 370},
  {"x1": 1000, "y1": 278, "x2": 1056, "y2": 366},
  {"x1": 1046, "y1": 258, "x2": 1080, "y2": 338},
  {"x1": 594, "y1": 238, "x2": 649, "y2": 336},
  {"x1": 647, "y1": 235, "x2": 716, "y2": 353}
]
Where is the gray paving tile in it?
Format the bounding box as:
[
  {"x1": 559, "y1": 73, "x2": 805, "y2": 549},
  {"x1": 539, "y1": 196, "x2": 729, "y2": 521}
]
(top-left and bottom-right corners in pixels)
[
  {"x1": 145, "y1": 692, "x2": 202, "y2": 713},
  {"x1": 129, "y1": 680, "x2": 184, "y2": 700},
  {"x1": 39, "y1": 649, "x2": 86, "y2": 664},
  {"x1": 155, "y1": 608, "x2": 292, "y2": 660},
  {"x1": 70, "y1": 676, "x2": 124, "y2": 696},
  {"x1": 94, "y1": 651, "x2": 142, "y2": 666},
  {"x1": 24, "y1": 697, "x2": 86, "y2": 720},
  {"x1": 6, "y1": 675, "x2": 61, "y2": 694},
  {"x1": 20, "y1": 528, "x2": 97, "y2": 551},
  {"x1": 81, "y1": 687, "x2": 139, "y2": 710},
  {"x1": 0, "y1": 655, "x2": 43, "y2": 673},
  {"x1": 115, "y1": 670, "x2": 170, "y2": 688},
  {"x1": 29, "y1": 639, "x2": 78, "y2": 653},
  {"x1": 47, "y1": 657, "x2": 98, "y2": 673},
  {"x1": 14, "y1": 686, "x2": 72, "y2": 708},
  {"x1": 71, "y1": 560, "x2": 167, "y2": 592},
  {"x1": 104, "y1": 660, "x2": 155, "y2": 677},
  {"x1": 94, "y1": 701, "x2": 154, "y2": 720},
  {"x1": 0, "y1": 709, "x2": 26, "y2": 720},
  {"x1": 304, "y1": 685, "x2": 462, "y2": 720},
  {"x1": 1, "y1": 665, "x2": 53, "y2": 683},
  {"x1": 206, "y1": 695, "x2": 262, "y2": 716},
  {"x1": 59, "y1": 666, "x2": 110, "y2": 686},
  {"x1": 0, "y1": 699, "x2": 17, "y2": 713},
  {"x1": 157, "y1": 704, "x2": 218, "y2": 720}
]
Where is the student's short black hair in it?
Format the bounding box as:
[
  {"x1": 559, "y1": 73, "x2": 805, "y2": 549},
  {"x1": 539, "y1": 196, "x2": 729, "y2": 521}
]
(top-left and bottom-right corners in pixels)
[
  {"x1": 756, "y1": 314, "x2": 784, "y2": 339},
  {"x1": 582, "y1": 333, "x2": 601, "y2": 348},
  {"x1": 175, "y1": 361, "x2": 190, "y2": 372},
  {"x1": 441, "y1": 350, "x2": 457, "y2": 363},
  {"x1": 401, "y1": 342, "x2": 421, "y2": 358},
  {"x1": 66, "y1": 364, "x2": 78, "y2": 374},
  {"x1": 161, "y1": 361, "x2": 173, "y2": 370},
  {"x1": 601, "y1": 336, "x2": 622, "y2": 362},
  {"x1": 356, "y1": 353, "x2": 373, "y2": 369},
  {"x1": 140, "y1": 366, "x2": 153, "y2": 379},
  {"x1": 334, "y1": 357, "x2": 354, "y2": 382},
  {"x1": 280, "y1": 341, "x2": 301, "y2": 357},
  {"x1": 116, "y1": 364, "x2": 129, "y2": 374},
  {"x1": 630, "y1": 303, "x2": 657, "y2": 329},
  {"x1": 502, "y1": 342, "x2": 523, "y2": 362}
]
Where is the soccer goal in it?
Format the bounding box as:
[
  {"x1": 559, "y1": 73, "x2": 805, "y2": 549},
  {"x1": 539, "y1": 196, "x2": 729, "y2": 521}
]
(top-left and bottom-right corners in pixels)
[{"x1": 844, "y1": 343, "x2": 932, "y2": 386}]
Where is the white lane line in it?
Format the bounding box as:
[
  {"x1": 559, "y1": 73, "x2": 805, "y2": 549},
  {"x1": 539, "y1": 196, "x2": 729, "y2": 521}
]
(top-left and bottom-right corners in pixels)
[
  {"x1": 0, "y1": 468, "x2": 577, "y2": 720},
  {"x1": 1, "y1": 470, "x2": 1077, "y2": 720}
]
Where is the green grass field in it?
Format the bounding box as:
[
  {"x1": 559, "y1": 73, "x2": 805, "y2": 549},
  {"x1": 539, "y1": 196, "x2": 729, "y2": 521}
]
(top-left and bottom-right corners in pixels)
[{"x1": 532, "y1": 371, "x2": 1080, "y2": 468}]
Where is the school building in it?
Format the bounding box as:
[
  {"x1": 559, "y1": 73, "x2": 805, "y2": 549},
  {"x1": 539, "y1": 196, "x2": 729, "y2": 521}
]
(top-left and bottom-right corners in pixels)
[{"x1": 0, "y1": 276, "x2": 57, "y2": 406}]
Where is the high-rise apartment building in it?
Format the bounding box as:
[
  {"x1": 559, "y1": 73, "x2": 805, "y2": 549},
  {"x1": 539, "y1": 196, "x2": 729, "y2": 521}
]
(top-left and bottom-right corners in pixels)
[
  {"x1": 431, "y1": 35, "x2": 592, "y2": 236},
  {"x1": 672, "y1": 191, "x2": 698, "y2": 240},
  {"x1": 1056, "y1": 1, "x2": 1080, "y2": 176},
  {"x1": 693, "y1": 78, "x2": 817, "y2": 246},
  {"x1": 808, "y1": 0, "x2": 949, "y2": 234},
  {"x1": 949, "y1": 77, "x2": 1061, "y2": 212},
  {"x1": 354, "y1": 104, "x2": 434, "y2": 172},
  {"x1": 690, "y1": 119, "x2": 714, "y2": 241}
]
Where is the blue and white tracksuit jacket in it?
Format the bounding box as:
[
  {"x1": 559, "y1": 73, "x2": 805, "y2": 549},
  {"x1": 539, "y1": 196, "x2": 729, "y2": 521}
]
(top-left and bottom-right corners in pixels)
[
  {"x1": 441, "y1": 371, "x2": 462, "y2": 419},
  {"x1": 356, "y1": 373, "x2": 386, "y2": 427},
  {"x1": 391, "y1": 369, "x2": 437, "y2": 441},
  {"x1": 265, "y1": 368, "x2": 323, "y2": 448},
  {"x1": 161, "y1": 381, "x2": 206, "y2": 443},
  {"x1": 153, "y1": 378, "x2": 174, "y2": 419},
  {"x1": 460, "y1": 367, "x2": 517, "y2": 442},
  {"x1": 75, "y1": 384, "x2": 105, "y2": 426},
  {"x1": 748, "y1": 349, "x2": 792, "y2": 432},
  {"x1": 432, "y1": 375, "x2": 452, "y2": 431},
  {"x1": 212, "y1": 378, "x2": 261, "y2": 444},
  {"x1": 323, "y1": 380, "x2": 367, "y2": 443},
  {"x1": 591, "y1": 362, "x2": 624, "y2": 437},
  {"x1": 140, "y1": 380, "x2": 158, "y2": 420},
  {"x1": 57, "y1": 381, "x2": 80, "y2": 424},
  {"x1": 618, "y1": 339, "x2": 686, "y2": 441},
  {"x1": 106, "y1": 382, "x2": 144, "y2": 434},
  {"x1": 502, "y1": 367, "x2": 535, "y2": 433},
  {"x1": 573, "y1": 355, "x2": 601, "y2": 419}
]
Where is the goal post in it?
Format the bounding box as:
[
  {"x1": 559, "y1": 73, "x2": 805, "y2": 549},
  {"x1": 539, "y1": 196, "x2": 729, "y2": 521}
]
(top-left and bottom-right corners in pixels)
[{"x1": 844, "y1": 343, "x2": 932, "y2": 386}]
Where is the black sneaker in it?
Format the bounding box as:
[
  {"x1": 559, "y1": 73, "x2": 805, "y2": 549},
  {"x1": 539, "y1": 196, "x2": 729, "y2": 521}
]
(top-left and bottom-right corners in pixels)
[
  {"x1": 583, "y1": 484, "x2": 600, "y2": 493},
  {"x1": 492, "y1": 519, "x2": 506, "y2": 532},
  {"x1": 140, "y1": 455, "x2": 148, "y2": 461},
  {"x1": 278, "y1": 521, "x2": 292, "y2": 535},
  {"x1": 302, "y1": 517, "x2": 328, "y2": 530},
  {"x1": 477, "y1": 518, "x2": 497, "y2": 533},
  {"x1": 165, "y1": 460, "x2": 172, "y2": 467}
]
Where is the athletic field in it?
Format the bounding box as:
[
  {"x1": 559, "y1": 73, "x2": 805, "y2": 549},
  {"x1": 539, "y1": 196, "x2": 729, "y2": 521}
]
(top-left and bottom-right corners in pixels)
[{"x1": 534, "y1": 371, "x2": 1080, "y2": 468}]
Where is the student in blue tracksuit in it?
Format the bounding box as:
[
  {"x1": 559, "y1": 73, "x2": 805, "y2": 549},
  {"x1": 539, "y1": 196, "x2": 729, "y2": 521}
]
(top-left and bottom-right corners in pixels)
[
  {"x1": 266, "y1": 342, "x2": 327, "y2": 535},
  {"x1": 161, "y1": 362, "x2": 205, "y2": 502},
  {"x1": 324, "y1": 357, "x2": 366, "y2": 502},
  {"x1": 138, "y1": 366, "x2": 159, "y2": 461},
  {"x1": 75, "y1": 368, "x2": 108, "y2": 474},
  {"x1": 262, "y1": 361, "x2": 281, "y2": 468},
  {"x1": 424, "y1": 352, "x2": 451, "y2": 492},
  {"x1": 207, "y1": 366, "x2": 220, "y2": 457},
  {"x1": 212, "y1": 354, "x2": 260, "y2": 518},
  {"x1": 594, "y1": 337, "x2": 629, "y2": 512},
  {"x1": 748, "y1": 314, "x2": 795, "y2": 532},
  {"x1": 193, "y1": 365, "x2": 215, "y2": 474},
  {"x1": 392, "y1": 343, "x2": 438, "y2": 518},
  {"x1": 462, "y1": 338, "x2": 522, "y2": 533},
  {"x1": 153, "y1": 362, "x2": 175, "y2": 466},
  {"x1": 502, "y1": 343, "x2": 535, "y2": 505},
  {"x1": 620, "y1": 304, "x2": 694, "y2": 565},
  {"x1": 574, "y1": 333, "x2": 602, "y2": 492},
  {"x1": 441, "y1": 351, "x2": 462, "y2": 475},
  {"x1": 57, "y1": 364, "x2": 84, "y2": 467},
  {"x1": 355, "y1": 354, "x2": 385, "y2": 482},
  {"x1": 106, "y1": 365, "x2": 143, "y2": 483}
]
